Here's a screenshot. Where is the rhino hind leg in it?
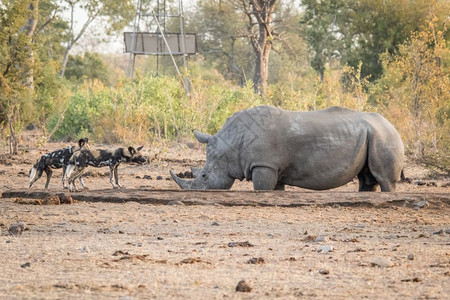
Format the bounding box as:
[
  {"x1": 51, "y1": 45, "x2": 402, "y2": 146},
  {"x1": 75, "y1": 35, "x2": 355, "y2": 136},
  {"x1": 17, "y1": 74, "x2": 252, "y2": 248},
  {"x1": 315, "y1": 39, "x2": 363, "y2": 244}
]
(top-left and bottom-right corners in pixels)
[
  {"x1": 357, "y1": 165, "x2": 378, "y2": 192},
  {"x1": 252, "y1": 167, "x2": 278, "y2": 190}
]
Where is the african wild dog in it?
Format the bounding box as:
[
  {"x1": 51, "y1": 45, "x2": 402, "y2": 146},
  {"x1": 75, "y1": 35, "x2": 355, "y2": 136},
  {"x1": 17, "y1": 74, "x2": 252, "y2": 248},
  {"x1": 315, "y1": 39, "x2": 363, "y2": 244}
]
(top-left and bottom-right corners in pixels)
[
  {"x1": 29, "y1": 138, "x2": 90, "y2": 189},
  {"x1": 65, "y1": 146, "x2": 147, "y2": 191}
]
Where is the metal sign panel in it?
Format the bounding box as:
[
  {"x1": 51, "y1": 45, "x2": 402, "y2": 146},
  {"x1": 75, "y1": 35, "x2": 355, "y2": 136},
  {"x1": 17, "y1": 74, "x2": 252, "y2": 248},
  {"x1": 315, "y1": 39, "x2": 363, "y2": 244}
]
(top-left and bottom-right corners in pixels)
[{"x1": 124, "y1": 32, "x2": 197, "y2": 55}]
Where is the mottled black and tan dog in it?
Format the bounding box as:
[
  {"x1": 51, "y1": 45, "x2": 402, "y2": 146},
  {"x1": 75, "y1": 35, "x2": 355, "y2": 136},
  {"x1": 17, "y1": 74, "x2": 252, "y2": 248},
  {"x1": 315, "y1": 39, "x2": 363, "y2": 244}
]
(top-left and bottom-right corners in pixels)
[
  {"x1": 29, "y1": 138, "x2": 90, "y2": 189},
  {"x1": 65, "y1": 146, "x2": 147, "y2": 191}
]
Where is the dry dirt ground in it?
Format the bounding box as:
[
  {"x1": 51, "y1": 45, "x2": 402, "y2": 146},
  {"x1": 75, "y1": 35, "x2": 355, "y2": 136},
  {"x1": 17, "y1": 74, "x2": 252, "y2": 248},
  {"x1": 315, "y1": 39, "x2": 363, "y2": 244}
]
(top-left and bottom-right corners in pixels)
[{"x1": 0, "y1": 133, "x2": 449, "y2": 299}]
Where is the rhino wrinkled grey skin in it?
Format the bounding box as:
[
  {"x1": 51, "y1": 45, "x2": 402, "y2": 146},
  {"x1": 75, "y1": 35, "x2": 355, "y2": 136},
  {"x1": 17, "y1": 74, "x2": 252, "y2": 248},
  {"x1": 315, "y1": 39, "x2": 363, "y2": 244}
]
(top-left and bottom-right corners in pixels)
[{"x1": 170, "y1": 105, "x2": 404, "y2": 191}]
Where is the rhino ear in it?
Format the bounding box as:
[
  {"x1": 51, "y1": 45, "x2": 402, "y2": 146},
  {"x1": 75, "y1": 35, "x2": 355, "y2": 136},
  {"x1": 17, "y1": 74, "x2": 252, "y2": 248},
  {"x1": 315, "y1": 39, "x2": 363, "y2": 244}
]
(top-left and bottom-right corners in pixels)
[{"x1": 193, "y1": 130, "x2": 212, "y2": 144}]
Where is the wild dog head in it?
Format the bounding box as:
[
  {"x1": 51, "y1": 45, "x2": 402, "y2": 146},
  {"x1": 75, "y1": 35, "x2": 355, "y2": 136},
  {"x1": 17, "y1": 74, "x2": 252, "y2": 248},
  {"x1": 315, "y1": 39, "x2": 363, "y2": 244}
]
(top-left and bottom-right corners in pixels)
[
  {"x1": 77, "y1": 138, "x2": 90, "y2": 151},
  {"x1": 123, "y1": 146, "x2": 147, "y2": 164}
]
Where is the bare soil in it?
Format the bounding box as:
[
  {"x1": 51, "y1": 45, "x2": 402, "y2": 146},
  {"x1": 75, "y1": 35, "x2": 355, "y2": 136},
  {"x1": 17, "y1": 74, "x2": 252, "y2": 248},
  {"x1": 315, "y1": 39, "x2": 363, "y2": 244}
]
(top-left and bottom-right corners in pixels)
[{"x1": 0, "y1": 133, "x2": 449, "y2": 299}]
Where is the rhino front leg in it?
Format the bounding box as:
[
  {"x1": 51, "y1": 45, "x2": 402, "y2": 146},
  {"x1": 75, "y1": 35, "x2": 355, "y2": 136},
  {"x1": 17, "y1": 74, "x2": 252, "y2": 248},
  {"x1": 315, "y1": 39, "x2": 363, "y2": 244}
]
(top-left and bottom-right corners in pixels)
[{"x1": 252, "y1": 167, "x2": 278, "y2": 191}]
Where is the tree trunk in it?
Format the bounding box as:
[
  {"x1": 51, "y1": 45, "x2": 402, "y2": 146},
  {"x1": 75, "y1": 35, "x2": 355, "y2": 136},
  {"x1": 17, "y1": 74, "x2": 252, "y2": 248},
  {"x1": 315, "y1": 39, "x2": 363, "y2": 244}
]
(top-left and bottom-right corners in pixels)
[
  {"x1": 253, "y1": 40, "x2": 271, "y2": 96},
  {"x1": 247, "y1": 0, "x2": 276, "y2": 97},
  {"x1": 60, "y1": 46, "x2": 71, "y2": 77},
  {"x1": 23, "y1": 0, "x2": 39, "y2": 90}
]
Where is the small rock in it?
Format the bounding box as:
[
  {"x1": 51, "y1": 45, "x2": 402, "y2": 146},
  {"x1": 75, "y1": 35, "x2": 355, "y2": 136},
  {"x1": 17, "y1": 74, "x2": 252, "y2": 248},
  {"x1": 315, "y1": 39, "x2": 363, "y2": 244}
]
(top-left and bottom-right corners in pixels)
[
  {"x1": 211, "y1": 221, "x2": 220, "y2": 226},
  {"x1": 8, "y1": 222, "x2": 25, "y2": 236},
  {"x1": 20, "y1": 262, "x2": 31, "y2": 268},
  {"x1": 235, "y1": 280, "x2": 252, "y2": 293},
  {"x1": 319, "y1": 269, "x2": 330, "y2": 275},
  {"x1": 157, "y1": 237, "x2": 164, "y2": 240},
  {"x1": 156, "y1": 176, "x2": 163, "y2": 180},
  {"x1": 413, "y1": 200, "x2": 428, "y2": 210},
  {"x1": 317, "y1": 245, "x2": 333, "y2": 253},
  {"x1": 247, "y1": 257, "x2": 265, "y2": 264},
  {"x1": 302, "y1": 235, "x2": 316, "y2": 242},
  {"x1": 370, "y1": 257, "x2": 393, "y2": 268},
  {"x1": 407, "y1": 254, "x2": 414, "y2": 260},
  {"x1": 228, "y1": 241, "x2": 254, "y2": 248},
  {"x1": 445, "y1": 229, "x2": 450, "y2": 234},
  {"x1": 401, "y1": 277, "x2": 421, "y2": 282},
  {"x1": 432, "y1": 229, "x2": 444, "y2": 235},
  {"x1": 81, "y1": 246, "x2": 90, "y2": 253},
  {"x1": 165, "y1": 177, "x2": 171, "y2": 181},
  {"x1": 314, "y1": 236, "x2": 328, "y2": 243},
  {"x1": 143, "y1": 175, "x2": 152, "y2": 180}
]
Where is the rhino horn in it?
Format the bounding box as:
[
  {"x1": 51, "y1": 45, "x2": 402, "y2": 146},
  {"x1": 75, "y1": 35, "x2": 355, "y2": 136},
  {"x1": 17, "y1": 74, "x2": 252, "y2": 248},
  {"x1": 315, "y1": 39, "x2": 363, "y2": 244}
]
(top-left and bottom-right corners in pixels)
[
  {"x1": 170, "y1": 170, "x2": 193, "y2": 189},
  {"x1": 193, "y1": 130, "x2": 212, "y2": 144}
]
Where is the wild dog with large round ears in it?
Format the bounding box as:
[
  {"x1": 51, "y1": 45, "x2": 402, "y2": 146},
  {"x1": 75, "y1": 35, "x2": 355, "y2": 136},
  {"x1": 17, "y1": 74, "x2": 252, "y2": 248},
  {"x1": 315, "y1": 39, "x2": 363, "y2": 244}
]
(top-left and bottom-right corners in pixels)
[
  {"x1": 29, "y1": 138, "x2": 90, "y2": 189},
  {"x1": 65, "y1": 146, "x2": 147, "y2": 191}
]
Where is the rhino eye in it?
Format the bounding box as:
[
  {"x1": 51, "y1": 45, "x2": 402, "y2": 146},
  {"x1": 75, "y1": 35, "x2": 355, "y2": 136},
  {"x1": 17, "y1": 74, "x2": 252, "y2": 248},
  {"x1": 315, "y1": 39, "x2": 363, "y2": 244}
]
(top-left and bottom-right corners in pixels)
[{"x1": 202, "y1": 174, "x2": 206, "y2": 178}]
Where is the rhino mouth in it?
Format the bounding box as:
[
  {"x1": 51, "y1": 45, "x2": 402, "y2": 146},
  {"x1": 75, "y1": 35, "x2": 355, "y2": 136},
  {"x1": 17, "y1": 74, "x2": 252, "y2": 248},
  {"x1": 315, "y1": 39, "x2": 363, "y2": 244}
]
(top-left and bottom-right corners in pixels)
[{"x1": 170, "y1": 170, "x2": 193, "y2": 189}]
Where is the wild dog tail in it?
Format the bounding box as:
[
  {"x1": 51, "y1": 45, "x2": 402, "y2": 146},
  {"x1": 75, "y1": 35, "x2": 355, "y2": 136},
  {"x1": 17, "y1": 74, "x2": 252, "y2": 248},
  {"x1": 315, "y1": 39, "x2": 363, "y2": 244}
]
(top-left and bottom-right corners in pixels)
[
  {"x1": 65, "y1": 163, "x2": 76, "y2": 181},
  {"x1": 29, "y1": 166, "x2": 37, "y2": 183},
  {"x1": 29, "y1": 159, "x2": 40, "y2": 183}
]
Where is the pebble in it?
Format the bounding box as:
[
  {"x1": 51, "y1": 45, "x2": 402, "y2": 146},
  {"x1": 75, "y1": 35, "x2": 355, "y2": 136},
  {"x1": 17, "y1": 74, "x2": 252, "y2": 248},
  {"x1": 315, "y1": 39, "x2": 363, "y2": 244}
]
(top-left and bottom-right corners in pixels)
[
  {"x1": 407, "y1": 254, "x2": 414, "y2": 260},
  {"x1": 247, "y1": 257, "x2": 265, "y2": 264},
  {"x1": 432, "y1": 229, "x2": 444, "y2": 235},
  {"x1": 413, "y1": 200, "x2": 428, "y2": 210},
  {"x1": 81, "y1": 246, "x2": 90, "y2": 253},
  {"x1": 314, "y1": 236, "x2": 328, "y2": 243},
  {"x1": 8, "y1": 222, "x2": 25, "y2": 236},
  {"x1": 20, "y1": 262, "x2": 31, "y2": 268},
  {"x1": 319, "y1": 269, "x2": 330, "y2": 275},
  {"x1": 370, "y1": 257, "x2": 393, "y2": 268},
  {"x1": 317, "y1": 245, "x2": 333, "y2": 253},
  {"x1": 211, "y1": 221, "x2": 220, "y2": 226},
  {"x1": 446, "y1": 229, "x2": 450, "y2": 234},
  {"x1": 235, "y1": 280, "x2": 252, "y2": 293}
]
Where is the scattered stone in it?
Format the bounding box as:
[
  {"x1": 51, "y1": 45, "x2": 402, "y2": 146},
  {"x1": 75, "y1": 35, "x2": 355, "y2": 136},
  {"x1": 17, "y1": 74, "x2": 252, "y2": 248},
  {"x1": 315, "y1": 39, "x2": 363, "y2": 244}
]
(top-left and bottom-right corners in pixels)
[
  {"x1": 317, "y1": 245, "x2": 333, "y2": 253},
  {"x1": 347, "y1": 247, "x2": 366, "y2": 253},
  {"x1": 8, "y1": 222, "x2": 25, "y2": 236},
  {"x1": 370, "y1": 257, "x2": 393, "y2": 268},
  {"x1": 407, "y1": 254, "x2": 414, "y2": 260},
  {"x1": 302, "y1": 235, "x2": 316, "y2": 242},
  {"x1": 441, "y1": 182, "x2": 450, "y2": 188},
  {"x1": 112, "y1": 250, "x2": 129, "y2": 256},
  {"x1": 235, "y1": 280, "x2": 252, "y2": 293},
  {"x1": 446, "y1": 229, "x2": 450, "y2": 234},
  {"x1": 319, "y1": 269, "x2": 330, "y2": 275},
  {"x1": 157, "y1": 237, "x2": 164, "y2": 240},
  {"x1": 432, "y1": 229, "x2": 444, "y2": 235},
  {"x1": 177, "y1": 257, "x2": 210, "y2": 265},
  {"x1": 314, "y1": 236, "x2": 328, "y2": 243},
  {"x1": 401, "y1": 277, "x2": 421, "y2": 282},
  {"x1": 247, "y1": 257, "x2": 265, "y2": 264},
  {"x1": 143, "y1": 175, "x2": 152, "y2": 180},
  {"x1": 228, "y1": 241, "x2": 254, "y2": 248},
  {"x1": 288, "y1": 257, "x2": 297, "y2": 261},
  {"x1": 165, "y1": 177, "x2": 171, "y2": 180},
  {"x1": 25, "y1": 123, "x2": 37, "y2": 131},
  {"x1": 413, "y1": 200, "x2": 428, "y2": 210},
  {"x1": 211, "y1": 221, "x2": 220, "y2": 226},
  {"x1": 156, "y1": 176, "x2": 163, "y2": 180},
  {"x1": 81, "y1": 246, "x2": 90, "y2": 253},
  {"x1": 135, "y1": 175, "x2": 141, "y2": 179},
  {"x1": 20, "y1": 262, "x2": 31, "y2": 268}
]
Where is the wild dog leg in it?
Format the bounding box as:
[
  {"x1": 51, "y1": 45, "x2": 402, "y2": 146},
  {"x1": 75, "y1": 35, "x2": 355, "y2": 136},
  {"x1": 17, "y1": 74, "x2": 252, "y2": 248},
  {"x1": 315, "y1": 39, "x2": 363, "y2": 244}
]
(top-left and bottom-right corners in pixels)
[{"x1": 44, "y1": 167, "x2": 53, "y2": 189}]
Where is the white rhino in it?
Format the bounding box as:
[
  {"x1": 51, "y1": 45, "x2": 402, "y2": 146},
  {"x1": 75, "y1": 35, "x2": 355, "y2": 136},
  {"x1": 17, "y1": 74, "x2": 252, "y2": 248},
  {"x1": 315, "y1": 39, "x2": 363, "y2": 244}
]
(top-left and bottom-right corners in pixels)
[{"x1": 171, "y1": 105, "x2": 404, "y2": 191}]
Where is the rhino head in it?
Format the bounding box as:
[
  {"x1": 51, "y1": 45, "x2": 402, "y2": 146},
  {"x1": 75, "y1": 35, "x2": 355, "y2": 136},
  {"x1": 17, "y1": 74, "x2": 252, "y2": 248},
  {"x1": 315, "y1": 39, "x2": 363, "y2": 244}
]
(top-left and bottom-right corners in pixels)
[{"x1": 170, "y1": 130, "x2": 236, "y2": 190}]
